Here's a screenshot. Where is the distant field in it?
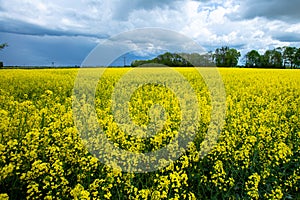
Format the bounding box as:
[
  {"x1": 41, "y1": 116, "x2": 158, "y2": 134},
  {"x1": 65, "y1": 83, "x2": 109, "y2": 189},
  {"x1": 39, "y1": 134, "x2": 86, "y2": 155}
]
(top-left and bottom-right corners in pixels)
[{"x1": 0, "y1": 68, "x2": 299, "y2": 199}]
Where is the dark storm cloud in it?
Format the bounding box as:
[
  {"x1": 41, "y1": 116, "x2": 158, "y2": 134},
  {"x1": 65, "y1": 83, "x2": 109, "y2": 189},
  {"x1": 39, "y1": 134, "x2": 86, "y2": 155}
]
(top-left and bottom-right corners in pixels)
[
  {"x1": 273, "y1": 33, "x2": 300, "y2": 42},
  {"x1": 238, "y1": 0, "x2": 300, "y2": 23},
  {"x1": 129, "y1": 0, "x2": 175, "y2": 9},
  {"x1": 112, "y1": 0, "x2": 178, "y2": 20},
  {"x1": 0, "y1": 32, "x2": 97, "y2": 66},
  {"x1": 0, "y1": 18, "x2": 108, "y2": 39}
]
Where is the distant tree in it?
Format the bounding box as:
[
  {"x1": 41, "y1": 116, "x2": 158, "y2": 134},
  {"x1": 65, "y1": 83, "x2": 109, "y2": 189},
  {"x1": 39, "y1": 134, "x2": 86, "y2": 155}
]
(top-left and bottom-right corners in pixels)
[
  {"x1": 132, "y1": 52, "x2": 190, "y2": 67},
  {"x1": 272, "y1": 48, "x2": 283, "y2": 68},
  {"x1": 213, "y1": 46, "x2": 241, "y2": 67},
  {"x1": 177, "y1": 53, "x2": 191, "y2": 66},
  {"x1": 0, "y1": 43, "x2": 8, "y2": 68},
  {"x1": 205, "y1": 51, "x2": 215, "y2": 66},
  {"x1": 131, "y1": 60, "x2": 147, "y2": 67},
  {"x1": 0, "y1": 43, "x2": 8, "y2": 50},
  {"x1": 213, "y1": 46, "x2": 227, "y2": 67},
  {"x1": 227, "y1": 48, "x2": 241, "y2": 67},
  {"x1": 261, "y1": 48, "x2": 283, "y2": 68},
  {"x1": 245, "y1": 50, "x2": 261, "y2": 68},
  {"x1": 294, "y1": 48, "x2": 300, "y2": 68},
  {"x1": 283, "y1": 46, "x2": 297, "y2": 68},
  {"x1": 261, "y1": 50, "x2": 271, "y2": 67}
]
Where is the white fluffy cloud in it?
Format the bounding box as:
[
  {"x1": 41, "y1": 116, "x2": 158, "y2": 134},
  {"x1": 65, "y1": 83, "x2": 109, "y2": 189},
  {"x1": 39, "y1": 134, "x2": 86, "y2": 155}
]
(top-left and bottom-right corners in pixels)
[{"x1": 0, "y1": 0, "x2": 300, "y2": 65}]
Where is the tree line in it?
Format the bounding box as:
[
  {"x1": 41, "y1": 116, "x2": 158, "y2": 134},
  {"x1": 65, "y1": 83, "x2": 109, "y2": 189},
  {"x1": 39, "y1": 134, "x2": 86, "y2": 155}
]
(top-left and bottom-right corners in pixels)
[
  {"x1": 0, "y1": 43, "x2": 8, "y2": 68},
  {"x1": 131, "y1": 52, "x2": 215, "y2": 67},
  {"x1": 131, "y1": 46, "x2": 300, "y2": 69},
  {"x1": 245, "y1": 47, "x2": 300, "y2": 69}
]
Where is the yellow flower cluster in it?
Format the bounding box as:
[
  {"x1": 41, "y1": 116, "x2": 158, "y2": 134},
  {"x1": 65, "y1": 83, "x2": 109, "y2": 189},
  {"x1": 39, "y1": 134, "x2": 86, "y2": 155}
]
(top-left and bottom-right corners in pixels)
[
  {"x1": 0, "y1": 68, "x2": 299, "y2": 199},
  {"x1": 245, "y1": 172, "x2": 261, "y2": 199}
]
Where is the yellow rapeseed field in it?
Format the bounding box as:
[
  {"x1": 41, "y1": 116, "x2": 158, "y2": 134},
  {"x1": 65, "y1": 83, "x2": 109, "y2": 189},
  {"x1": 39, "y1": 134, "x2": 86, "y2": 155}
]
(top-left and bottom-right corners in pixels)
[{"x1": 0, "y1": 68, "x2": 299, "y2": 199}]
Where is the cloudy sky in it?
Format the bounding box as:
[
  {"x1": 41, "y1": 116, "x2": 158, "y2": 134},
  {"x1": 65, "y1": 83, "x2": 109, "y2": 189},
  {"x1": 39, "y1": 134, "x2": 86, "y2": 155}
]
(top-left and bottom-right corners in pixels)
[{"x1": 1, "y1": 0, "x2": 300, "y2": 66}]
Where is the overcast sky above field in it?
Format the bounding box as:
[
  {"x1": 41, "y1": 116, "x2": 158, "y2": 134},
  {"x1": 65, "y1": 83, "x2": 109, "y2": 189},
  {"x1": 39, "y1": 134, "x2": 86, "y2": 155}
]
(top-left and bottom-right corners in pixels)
[{"x1": 1, "y1": 0, "x2": 300, "y2": 66}]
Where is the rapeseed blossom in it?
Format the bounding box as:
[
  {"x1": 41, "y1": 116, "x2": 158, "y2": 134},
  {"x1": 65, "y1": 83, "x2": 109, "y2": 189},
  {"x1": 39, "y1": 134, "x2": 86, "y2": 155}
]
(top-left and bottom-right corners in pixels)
[{"x1": 0, "y1": 68, "x2": 299, "y2": 199}]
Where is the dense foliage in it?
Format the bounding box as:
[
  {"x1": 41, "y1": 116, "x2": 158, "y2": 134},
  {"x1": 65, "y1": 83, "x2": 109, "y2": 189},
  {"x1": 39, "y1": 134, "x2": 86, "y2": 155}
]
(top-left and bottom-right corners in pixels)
[
  {"x1": 213, "y1": 47, "x2": 241, "y2": 67},
  {"x1": 131, "y1": 46, "x2": 300, "y2": 68},
  {"x1": 131, "y1": 52, "x2": 214, "y2": 67},
  {"x1": 245, "y1": 47, "x2": 300, "y2": 69},
  {"x1": 0, "y1": 68, "x2": 299, "y2": 199}
]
